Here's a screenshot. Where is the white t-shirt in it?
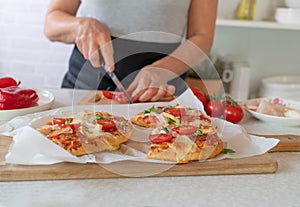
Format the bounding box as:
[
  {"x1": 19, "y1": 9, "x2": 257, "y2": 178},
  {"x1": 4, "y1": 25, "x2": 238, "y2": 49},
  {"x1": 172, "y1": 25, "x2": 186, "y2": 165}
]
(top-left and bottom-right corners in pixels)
[{"x1": 78, "y1": 0, "x2": 191, "y2": 43}]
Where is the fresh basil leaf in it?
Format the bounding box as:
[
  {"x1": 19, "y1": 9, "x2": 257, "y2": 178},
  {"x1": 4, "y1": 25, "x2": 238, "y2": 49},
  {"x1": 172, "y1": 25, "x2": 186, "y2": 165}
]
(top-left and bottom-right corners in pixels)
[
  {"x1": 120, "y1": 121, "x2": 125, "y2": 126},
  {"x1": 222, "y1": 148, "x2": 236, "y2": 154},
  {"x1": 143, "y1": 105, "x2": 156, "y2": 114},
  {"x1": 65, "y1": 119, "x2": 72, "y2": 124}
]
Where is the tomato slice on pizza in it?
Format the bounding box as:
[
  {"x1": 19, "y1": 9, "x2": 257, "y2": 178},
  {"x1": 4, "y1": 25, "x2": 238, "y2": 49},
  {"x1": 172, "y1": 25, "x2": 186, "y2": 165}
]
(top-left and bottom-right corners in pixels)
[{"x1": 36, "y1": 110, "x2": 132, "y2": 156}]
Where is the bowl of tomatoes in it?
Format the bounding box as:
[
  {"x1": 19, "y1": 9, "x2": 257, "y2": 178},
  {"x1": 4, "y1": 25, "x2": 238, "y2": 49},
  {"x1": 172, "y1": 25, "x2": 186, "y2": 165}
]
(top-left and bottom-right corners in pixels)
[{"x1": 190, "y1": 86, "x2": 244, "y2": 124}]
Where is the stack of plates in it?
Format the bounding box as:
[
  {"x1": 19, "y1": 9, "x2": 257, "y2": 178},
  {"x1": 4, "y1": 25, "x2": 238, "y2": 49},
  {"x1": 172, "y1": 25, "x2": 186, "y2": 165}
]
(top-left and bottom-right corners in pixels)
[
  {"x1": 259, "y1": 76, "x2": 300, "y2": 101},
  {"x1": 275, "y1": 0, "x2": 300, "y2": 24}
]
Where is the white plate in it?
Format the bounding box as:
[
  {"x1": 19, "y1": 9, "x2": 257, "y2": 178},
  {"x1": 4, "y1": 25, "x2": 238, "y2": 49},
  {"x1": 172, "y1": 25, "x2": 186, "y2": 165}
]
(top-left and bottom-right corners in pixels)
[
  {"x1": 244, "y1": 98, "x2": 300, "y2": 126},
  {"x1": 0, "y1": 89, "x2": 55, "y2": 122}
]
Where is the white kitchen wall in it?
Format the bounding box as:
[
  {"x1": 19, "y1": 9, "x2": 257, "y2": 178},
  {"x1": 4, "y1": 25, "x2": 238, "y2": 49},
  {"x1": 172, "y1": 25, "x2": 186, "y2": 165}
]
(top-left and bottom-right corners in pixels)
[
  {"x1": 0, "y1": 0, "x2": 72, "y2": 88},
  {"x1": 0, "y1": 0, "x2": 299, "y2": 98}
]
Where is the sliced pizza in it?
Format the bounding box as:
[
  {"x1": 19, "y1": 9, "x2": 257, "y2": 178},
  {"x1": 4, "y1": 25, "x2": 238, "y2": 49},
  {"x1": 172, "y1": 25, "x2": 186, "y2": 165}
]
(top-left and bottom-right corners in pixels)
[
  {"x1": 130, "y1": 104, "x2": 223, "y2": 163},
  {"x1": 36, "y1": 110, "x2": 132, "y2": 156},
  {"x1": 147, "y1": 125, "x2": 223, "y2": 163}
]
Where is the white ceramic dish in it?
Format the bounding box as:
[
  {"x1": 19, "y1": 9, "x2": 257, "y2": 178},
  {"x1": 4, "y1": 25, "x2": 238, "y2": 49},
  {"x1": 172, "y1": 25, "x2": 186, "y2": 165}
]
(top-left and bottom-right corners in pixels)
[
  {"x1": 244, "y1": 97, "x2": 300, "y2": 126},
  {"x1": 275, "y1": 8, "x2": 300, "y2": 24},
  {"x1": 0, "y1": 89, "x2": 55, "y2": 122},
  {"x1": 259, "y1": 75, "x2": 300, "y2": 101},
  {"x1": 285, "y1": 0, "x2": 300, "y2": 9}
]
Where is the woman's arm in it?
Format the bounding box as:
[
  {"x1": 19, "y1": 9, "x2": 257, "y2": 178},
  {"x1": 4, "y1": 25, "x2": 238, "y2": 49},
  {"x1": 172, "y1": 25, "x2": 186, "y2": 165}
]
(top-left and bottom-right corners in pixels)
[
  {"x1": 150, "y1": 0, "x2": 218, "y2": 75},
  {"x1": 128, "y1": 0, "x2": 218, "y2": 102},
  {"x1": 44, "y1": 0, "x2": 114, "y2": 69}
]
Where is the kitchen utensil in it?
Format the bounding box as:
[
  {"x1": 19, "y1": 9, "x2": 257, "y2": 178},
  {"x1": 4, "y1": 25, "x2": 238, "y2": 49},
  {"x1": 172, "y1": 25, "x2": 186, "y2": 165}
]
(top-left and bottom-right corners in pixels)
[{"x1": 108, "y1": 72, "x2": 132, "y2": 104}]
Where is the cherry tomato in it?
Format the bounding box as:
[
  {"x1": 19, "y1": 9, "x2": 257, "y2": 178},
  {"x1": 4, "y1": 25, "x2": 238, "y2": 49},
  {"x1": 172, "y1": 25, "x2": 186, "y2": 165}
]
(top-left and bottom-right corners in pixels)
[
  {"x1": 190, "y1": 86, "x2": 208, "y2": 106},
  {"x1": 113, "y1": 92, "x2": 129, "y2": 104},
  {"x1": 53, "y1": 118, "x2": 67, "y2": 125},
  {"x1": 96, "y1": 118, "x2": 117, "y2": 131},
  {"x1": 69, "y1": 123, "x2": 80, "y2": 132},
  {"x1": 0, "y1": 77, "x2": 19, "y2": 88},
  {"x1": 102, "y1": 90, "x2": 114, "y2": 99},
  {"x1": 172, "y1": 125, "x2": 198, "y2": 135},
  {"x1": 204, "y1": 101, "x2": 225, "y2": 118},
  {"x1": 164, "y1": 108, "x2": 186, "y2": 117},
  {"x1": 142, "y1": 115, "x2": 159, "y2": 125},
  {"x1": 149, "y1": 133, "x2": 173, "y2": 144},
  {"x1": 223, "y1": 96, "x2": 244, "y2": 124}
]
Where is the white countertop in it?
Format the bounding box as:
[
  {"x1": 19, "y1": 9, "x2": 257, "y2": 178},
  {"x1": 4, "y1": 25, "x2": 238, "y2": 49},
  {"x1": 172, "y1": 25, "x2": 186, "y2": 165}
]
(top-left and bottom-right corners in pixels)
[{"x1": 1, "y1": 88, "x2": 300, "y2": 207}]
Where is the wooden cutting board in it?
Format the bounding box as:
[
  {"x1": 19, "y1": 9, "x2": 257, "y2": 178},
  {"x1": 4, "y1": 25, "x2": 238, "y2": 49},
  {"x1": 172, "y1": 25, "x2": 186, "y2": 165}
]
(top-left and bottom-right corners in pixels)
[
  {"x1": 250, "y1": 134, "x2": 300, "y2": 152},
  {"x1": 0, "y1": 135, "x2": 278, "y2": 181},
  {"x1": 78, "y1": 90, "x2": 174, "y2": 105}
]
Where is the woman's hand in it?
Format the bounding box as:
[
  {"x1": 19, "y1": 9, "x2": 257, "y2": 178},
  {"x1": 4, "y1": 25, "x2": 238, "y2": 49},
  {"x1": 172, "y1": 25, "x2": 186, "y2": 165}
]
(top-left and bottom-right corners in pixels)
[
  {"x1": 127, "y1": 67, "x2": 176, "y2": 102},
  {"x1": 76, "y1": 18, "x2": 115, "y2": 71}
]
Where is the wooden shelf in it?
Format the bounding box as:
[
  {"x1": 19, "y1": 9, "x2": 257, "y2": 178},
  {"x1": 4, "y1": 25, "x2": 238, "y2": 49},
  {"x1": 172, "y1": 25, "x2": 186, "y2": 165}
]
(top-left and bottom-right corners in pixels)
[{"x1": 216, "y1": 19, "x2": 300, "y2": 31}]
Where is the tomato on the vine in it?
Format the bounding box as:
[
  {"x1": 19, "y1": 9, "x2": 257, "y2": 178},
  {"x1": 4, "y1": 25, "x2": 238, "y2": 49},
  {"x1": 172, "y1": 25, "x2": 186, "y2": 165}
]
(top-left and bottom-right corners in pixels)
[
  {"x1": 204, "y1": 100, "x2": 225, "y2": 118},
  {"x1": 190, "y1": 86, "x2": 208, "y2": 106},
  {"x1": 223, "y1": 96, "x2": 244, "y2": 124}
]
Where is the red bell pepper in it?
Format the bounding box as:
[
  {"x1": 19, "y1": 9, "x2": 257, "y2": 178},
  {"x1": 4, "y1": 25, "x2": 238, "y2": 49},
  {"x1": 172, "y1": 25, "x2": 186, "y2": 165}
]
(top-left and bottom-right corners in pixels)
[
  {"x1": 0, "y1": 77, "x2": 19, "y2": 88},
  {"x1": 0, "y1": 86, "x2": 39, "y2": 110}
]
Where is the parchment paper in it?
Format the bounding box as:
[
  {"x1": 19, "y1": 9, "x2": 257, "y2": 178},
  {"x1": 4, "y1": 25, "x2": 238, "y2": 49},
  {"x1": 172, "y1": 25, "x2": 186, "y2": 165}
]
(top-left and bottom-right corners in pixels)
[{"x1": 2, "y1": 89, "x2": 279, "y2": 165}]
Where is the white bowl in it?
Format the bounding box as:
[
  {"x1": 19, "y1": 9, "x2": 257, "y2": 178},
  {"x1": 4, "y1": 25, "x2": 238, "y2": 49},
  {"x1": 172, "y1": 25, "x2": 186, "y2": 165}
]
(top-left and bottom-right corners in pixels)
[
  {"x1": 275, "y1": 8, "x2": 300, "y2": 24},
  {"x1": 259, "y1": 76, "x2": 300, "y2": 101},
  {"x1": 285, "y1": 0, "x2": 300, "y2": 9},
  {"x1": 244, "y1": 97, "x2": 300, "y2": 126}
]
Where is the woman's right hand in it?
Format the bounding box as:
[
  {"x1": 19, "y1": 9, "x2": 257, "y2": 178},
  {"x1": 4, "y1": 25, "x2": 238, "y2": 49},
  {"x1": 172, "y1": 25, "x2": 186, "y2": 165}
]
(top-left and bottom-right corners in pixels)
[{"x1": 75, "y1": 17, "x2": 115, "y2": 72}]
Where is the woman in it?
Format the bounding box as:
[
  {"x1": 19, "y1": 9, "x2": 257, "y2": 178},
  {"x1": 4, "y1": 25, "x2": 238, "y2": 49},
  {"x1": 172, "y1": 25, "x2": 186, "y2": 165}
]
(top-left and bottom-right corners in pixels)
[{"x1": 44, "y1": 0, "x2": 218, "y2": 102}]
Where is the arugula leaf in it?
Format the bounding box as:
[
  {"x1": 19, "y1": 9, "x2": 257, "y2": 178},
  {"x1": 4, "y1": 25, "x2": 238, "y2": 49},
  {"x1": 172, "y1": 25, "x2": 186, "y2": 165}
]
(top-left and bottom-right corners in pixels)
[
  {"x1": 91, "y1": 115, "x2": 108, "y2": 120},
  {"x1": 186, "y1": 107, "x2": 195, "y2": 110},
  {"x1": 194, "y1": 126, "x2": 203, "y2": 136},
  {"x1": 221, "y1": 148, "x2": 236, "y2": 154},
  {"x1": 143, "y1": 105, "x2": 156, "y2": 114},
  {"x1": 161, "y1": 127, "x2": 169, "y2": 133},
  {"x1": 167, "y1": 118, "x2": 176, "y2": 125},
  {"x1": 162, "y1": 105, "x2": 172, "y2": 111}
]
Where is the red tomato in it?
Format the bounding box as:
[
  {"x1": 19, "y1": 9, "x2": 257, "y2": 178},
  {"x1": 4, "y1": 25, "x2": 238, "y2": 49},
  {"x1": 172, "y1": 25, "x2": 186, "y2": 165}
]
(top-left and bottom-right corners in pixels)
[
  {"x1": 102, "y1": 90, "x2": 114, "y2": 99},
  {"x1": 190, "y1": 86, "x2": 208, "y2": 106},
  {"x1": 164, "y1": 108, "x2": 186, "y2": 117},
  {"x1": 96, "y1": 118, "x2": 117, "y2": 132},
  {"x1": 223, "y1": 97, "x2": 244, "y2": 124},
  {"x1": 69, "y1": 123, "x2": 80, "y2": 132},
  {"x1": 53, "y1": 118, "x2": 67, "y2": 125},
  {"x1": 113, "y1": 92, "x2": 129, "y2": 104},
  {"x1": 149, "y1": 133, "x2": 173, "y2": 144},
  {"x1": 204, "y1": 101, "x2": 225, "y2": 117},
  {"x1": 172, "y1": 125, "x2": 198, "y2": 135}
]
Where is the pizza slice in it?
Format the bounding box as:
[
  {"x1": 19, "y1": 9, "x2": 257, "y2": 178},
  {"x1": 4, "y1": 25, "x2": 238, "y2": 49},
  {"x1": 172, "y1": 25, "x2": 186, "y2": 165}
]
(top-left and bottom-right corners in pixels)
[
  {"x1": 147, "y1": 125, "x2": 223, "y2": 163},
  {"x1": 36, "y1": 110, "x2": 132, "y2": 156},
  {"x1": 130, "y1": 105, "x2": 162, "y2": 128}
]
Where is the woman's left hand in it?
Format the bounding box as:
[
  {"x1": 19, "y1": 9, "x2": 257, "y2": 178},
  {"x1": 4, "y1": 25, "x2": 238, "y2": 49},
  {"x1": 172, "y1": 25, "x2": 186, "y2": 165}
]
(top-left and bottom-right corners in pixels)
[{"x1": 127, "y1": 67, "x2": 176, "y2": 102}]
